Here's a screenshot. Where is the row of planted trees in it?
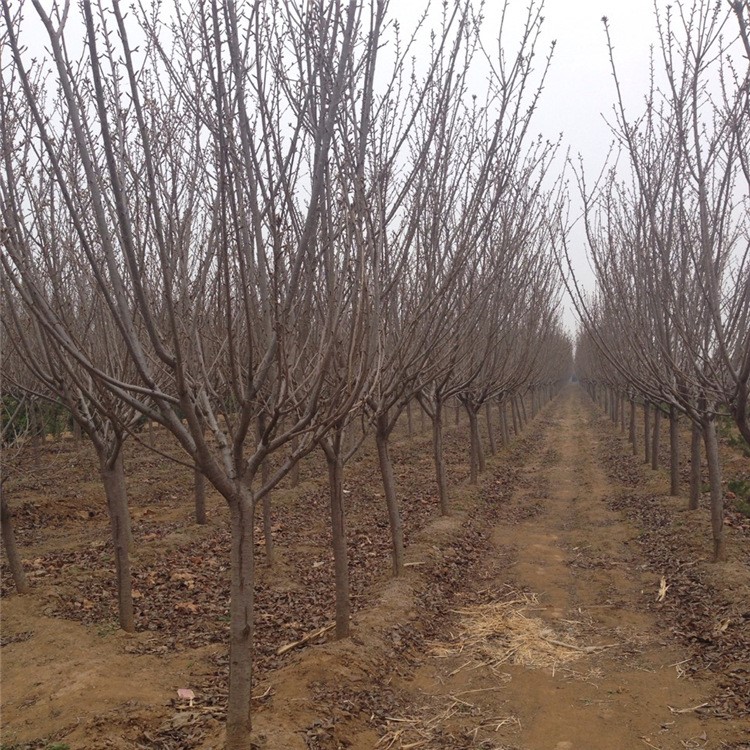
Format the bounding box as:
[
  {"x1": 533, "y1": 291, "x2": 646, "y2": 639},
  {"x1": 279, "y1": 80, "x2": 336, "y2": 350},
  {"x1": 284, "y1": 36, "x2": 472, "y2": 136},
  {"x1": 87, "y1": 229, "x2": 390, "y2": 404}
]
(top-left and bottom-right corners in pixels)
[
  {"x1": 568, "y1": 1, "x2": 750, "y2": 564},
  {"x1": 0, "y1": 1, "x2": 572, "y2": 746}
]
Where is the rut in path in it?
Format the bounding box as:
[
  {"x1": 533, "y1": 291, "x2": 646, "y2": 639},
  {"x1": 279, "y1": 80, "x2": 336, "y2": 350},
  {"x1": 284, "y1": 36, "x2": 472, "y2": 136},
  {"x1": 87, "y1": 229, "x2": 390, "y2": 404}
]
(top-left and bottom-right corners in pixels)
[{"x1": 390, "y1": 387, "x2": 747, "y2": 750}]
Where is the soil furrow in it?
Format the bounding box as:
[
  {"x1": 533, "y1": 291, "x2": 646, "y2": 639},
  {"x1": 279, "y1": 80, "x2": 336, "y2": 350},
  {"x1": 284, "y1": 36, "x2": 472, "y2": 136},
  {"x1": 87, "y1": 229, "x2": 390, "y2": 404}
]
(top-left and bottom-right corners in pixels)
[{"x1": 387, "y1": 388, "x2": 749, "y2": 750}]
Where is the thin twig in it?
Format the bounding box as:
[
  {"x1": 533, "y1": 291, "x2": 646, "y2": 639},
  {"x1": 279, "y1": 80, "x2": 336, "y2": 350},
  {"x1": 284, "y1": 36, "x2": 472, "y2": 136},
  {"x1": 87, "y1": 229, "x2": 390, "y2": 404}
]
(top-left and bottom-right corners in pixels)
[{"x1": 668, "y1": 702, "x2": 710, "y2": 714}]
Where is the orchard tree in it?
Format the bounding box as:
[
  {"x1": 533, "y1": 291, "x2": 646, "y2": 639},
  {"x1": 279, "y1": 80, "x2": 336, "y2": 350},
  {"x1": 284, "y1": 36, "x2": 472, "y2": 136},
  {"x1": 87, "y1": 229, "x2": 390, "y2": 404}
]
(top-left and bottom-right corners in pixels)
[
  {"x1": 1, "y1": 1, "x2": 397, "y2": 744},
  {"x1": 564, "y1": 0, "x2": 749, "y2": 561}
]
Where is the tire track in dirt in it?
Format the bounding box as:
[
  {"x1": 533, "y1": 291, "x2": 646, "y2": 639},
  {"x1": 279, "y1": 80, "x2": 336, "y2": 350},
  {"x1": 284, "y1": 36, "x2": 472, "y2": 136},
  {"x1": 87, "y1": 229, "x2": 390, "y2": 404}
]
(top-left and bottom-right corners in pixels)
[{"x1": 392, "y1": 386, "x2": 748, "y2": 750}]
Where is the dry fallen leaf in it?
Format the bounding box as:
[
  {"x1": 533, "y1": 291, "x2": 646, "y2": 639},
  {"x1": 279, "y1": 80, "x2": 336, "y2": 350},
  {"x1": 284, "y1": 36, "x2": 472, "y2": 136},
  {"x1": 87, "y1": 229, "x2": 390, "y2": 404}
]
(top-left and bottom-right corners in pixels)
[{"x1": 656, "y1": 576, "x2": 668, "y2": 602}]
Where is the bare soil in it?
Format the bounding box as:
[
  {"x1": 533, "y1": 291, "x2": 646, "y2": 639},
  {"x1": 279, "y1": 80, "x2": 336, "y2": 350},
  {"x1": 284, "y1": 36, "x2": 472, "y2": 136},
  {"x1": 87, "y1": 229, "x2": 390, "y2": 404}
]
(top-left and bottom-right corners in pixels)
[{"x1": 2, "y1": 387, "x2": 749, "y2": 749}]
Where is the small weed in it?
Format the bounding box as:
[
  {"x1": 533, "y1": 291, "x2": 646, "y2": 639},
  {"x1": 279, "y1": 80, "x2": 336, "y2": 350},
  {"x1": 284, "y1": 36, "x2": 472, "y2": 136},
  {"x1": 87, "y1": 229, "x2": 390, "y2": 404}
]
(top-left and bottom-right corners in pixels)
[
  {"x1": 728, "y1": 479, "x2": 750, "y2": 517},
  {"x1": 727, "y1": 434, "x2": 750, "y2": 457},
  {"x1": 96, "y1": 621, "x2": 118, "y2": 638},
  {"x1": 720, "y1": 419, "x2": 750, "y2": 456},
  {"x1": 47, "y1": 744, "x2": 70, "y2": 750},
  {"x1": 718, "y1": 417, "x2": 734, "y2": 436},
  {"x1": 728, "y1": 478, "x2": 750, "y2": 500}
]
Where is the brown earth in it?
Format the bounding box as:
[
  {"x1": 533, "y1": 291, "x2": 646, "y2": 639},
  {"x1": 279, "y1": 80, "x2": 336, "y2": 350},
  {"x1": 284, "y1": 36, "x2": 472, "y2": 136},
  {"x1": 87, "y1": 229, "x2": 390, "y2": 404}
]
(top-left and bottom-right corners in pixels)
[{"x1": 1, "y1": 387, "x2": 749, "y2": 749}]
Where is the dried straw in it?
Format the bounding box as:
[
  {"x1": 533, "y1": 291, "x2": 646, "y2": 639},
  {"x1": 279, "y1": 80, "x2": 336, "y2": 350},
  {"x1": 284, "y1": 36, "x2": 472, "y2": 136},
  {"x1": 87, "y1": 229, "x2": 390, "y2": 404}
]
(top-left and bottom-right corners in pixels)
[{"x1": 433, "y1": 591, "x2": 614, "y2": 673}]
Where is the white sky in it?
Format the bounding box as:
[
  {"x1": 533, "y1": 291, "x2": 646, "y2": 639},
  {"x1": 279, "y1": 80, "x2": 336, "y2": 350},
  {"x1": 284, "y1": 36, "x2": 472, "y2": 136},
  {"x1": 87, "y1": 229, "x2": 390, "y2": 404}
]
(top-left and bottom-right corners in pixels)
[
  {"x1": 530, "y1": 0, "x2": 661, "y2": 333},
  {"x1": 393, "y1": 0, "x2": 668, "y2": 334},
  {"x1": 14, "y1": 0, "x2": 744, "y2": 336}
]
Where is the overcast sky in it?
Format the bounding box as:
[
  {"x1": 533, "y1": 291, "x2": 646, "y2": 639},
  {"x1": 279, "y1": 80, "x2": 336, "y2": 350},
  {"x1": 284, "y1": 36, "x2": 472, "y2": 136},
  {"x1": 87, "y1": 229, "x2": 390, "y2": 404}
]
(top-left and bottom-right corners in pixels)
[
  {"x1": 390, "y1": 0, "x2": 672, "y2": 333},
  {"x1": 532, "y1": 0, "x2": 659, "y2": 163},
  {"x1": 531, "y1": 0, "x2": 661, "y2": 332},
  {"x1": 15, "y1": 0, "x2": 741, "y2": 336}
]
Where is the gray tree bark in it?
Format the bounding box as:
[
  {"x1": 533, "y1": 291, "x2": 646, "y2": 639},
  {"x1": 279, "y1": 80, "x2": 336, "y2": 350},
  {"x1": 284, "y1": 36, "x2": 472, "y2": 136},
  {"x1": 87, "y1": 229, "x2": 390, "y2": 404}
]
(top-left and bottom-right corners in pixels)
[
  {"x1": 702, "y1": 418, "x2": 726, "y2": 562},
  {"x1": 1, "y1": 486, "x2": 29, "y2": 594},
  {"x1": 99, "y1": 452, "x2": 134, "y2": 632},
  {"x1": 511, "y1": 396, "x2": 520, "y2": 435},
  {"x1": 485, "y1": 400, "x2": 496, "y2": 456},
  {"x1": 226, "y1": 491, "x2": 255, "y2": 749},
  {"x1": 375, "y1": 415, "x2": 404, "y2": 577},
  {"x1": 289, "y1": 434, "x2": 300, "y2": 488},
  {"x1": 689, "y1": 420, "x2": 702, "y2": 510},
  {"x1": 194, "y1": 466, "x2": 207, "y2": 525},
  {"x1": 651, "y1": 406, "x2": 661, "y2": 470},
  {"x1": 669, "y1": 406, "x2": 679, "y2": 496},
  {"x1": 325, "y1": 446, "x2": 350, "y2": 638},
  {"x1": 257, "y1": 416, "x2": 274, "y2": 566},
  {"x1": 431, "y1": 400, "x2": 450, "y2": 515},
  {"x1": 465, "y1": 404, "x2": 486, "y2": 484},
  {"x1": 519, "y1": 394, "x2": 528, "y2": 426},
  {"x1": 499, "y1": 400, "x2": 510, "y2": 445}
]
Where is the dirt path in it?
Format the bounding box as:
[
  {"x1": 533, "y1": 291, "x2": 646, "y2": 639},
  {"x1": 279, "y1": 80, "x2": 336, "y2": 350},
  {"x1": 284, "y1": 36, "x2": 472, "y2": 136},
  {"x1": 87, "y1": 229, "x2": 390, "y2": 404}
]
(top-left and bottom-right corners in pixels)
[{"x1": 389, "y1": 387, "x2": 747, "y2": 750}]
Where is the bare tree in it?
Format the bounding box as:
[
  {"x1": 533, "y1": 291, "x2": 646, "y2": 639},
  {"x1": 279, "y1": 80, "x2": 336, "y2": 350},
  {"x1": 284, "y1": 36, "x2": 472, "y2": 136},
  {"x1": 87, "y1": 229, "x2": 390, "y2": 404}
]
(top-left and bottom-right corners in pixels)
[
  {"x1": 1, "y1": 0, "x2": 572, "y2": 742},
  {"x1": 1, "y1": 261, "x2": 141, "y2": 630},
  {"x1": 1, "y1": 1, "x2": 390, "y2": 743},
  {"x1": 563, "y1": 0, "x2": 748, "y2": 561},
  {"x1": 0, "y1": 388, "x2": 31, "y2": 595}
]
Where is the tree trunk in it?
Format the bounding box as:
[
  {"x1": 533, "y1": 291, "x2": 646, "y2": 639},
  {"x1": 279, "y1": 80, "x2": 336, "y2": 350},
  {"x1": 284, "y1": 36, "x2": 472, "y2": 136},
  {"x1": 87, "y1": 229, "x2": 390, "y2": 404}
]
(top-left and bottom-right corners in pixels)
[
  {"x1": 612, "y1": 390, "x2": 618, "y2": 423},
  {"x1": 375, "y1": 416, "x2": 404, "y2": 577},
  {"x1": 289, "y1": 434, "x2": 300, "y2": 487},
  {"x1": 702, "y1": 418, "x2": 726, "y2": 562},
  {"x1": 620, "y1": 394, "x2": 626, "y2": 433},
  {"x1": 147, "y1": 419, "x2": 156, "y2": 449},
  {"x1": 31, "y1": 401, "x2": 43, "y2": 470},
  {"x1": 644, "y1": 402, "x2": 651, "y2": 465},
  {"x1": 72, "y1": 418, "x2": 83, "y2": 442},
  {"x1": 431, "y1": 400, "x2": 450, "y2": 515},
  {"x1": 669, "y1": 406, "x2": 679, "y2": 496},
  {"x1": 226, "y1": 491, "x2": 255, "y2": 749},
  {"x1": 1, "y1": 486, "x2": 29, "y2": 594},
  {"x1": 651, "y1": 406, "x2": 661, "y2": 470},
  {"x1": 257, "y1": 416, "x2": 274, "y2": 566},
  {"x1": 499, "y1": 400, "x2": 510, "y2": 445},
  {"x1": 730, "y1": 381, "x2": 750, "y2": 446},
  {"x1": 353, "y1": 421, "x2": 364, "y2": 455},
  {"x1": 406, "y1": 400, "x2": 413, "y2": 439},
  {"x1": 261, "y1": 466, "x2": 273, "y2": 566},
  {"x1": 629, "y1": 397, "x2": 637, "y2": 456},
  {"x1": 689, "y1": 420, "x2": 701, "y2": 510},
  {"x1": 194, "y1": 466, "x2": 207, "y2": 525},
  {"x1": 465, "y1": 404, "x2": 485, "y2": 484},
  {"x1": 454, "y1": 402, "x2": 460, "y2": 426},
  {"x1": 31, "y1": 400, "x2": 44, "y2": 446},
  {"x1": 519, "y1": 394, "x2": 528, "y2": 425},
  {"x1": 325, "y1": 447, "x2": 350, "y2": 638},
  {"x1": 99, "y1": 452, "x2": 134, "y2": 633},
  {"x1": 485, "y1": 400, "x2": 496, "y2": 456}
]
